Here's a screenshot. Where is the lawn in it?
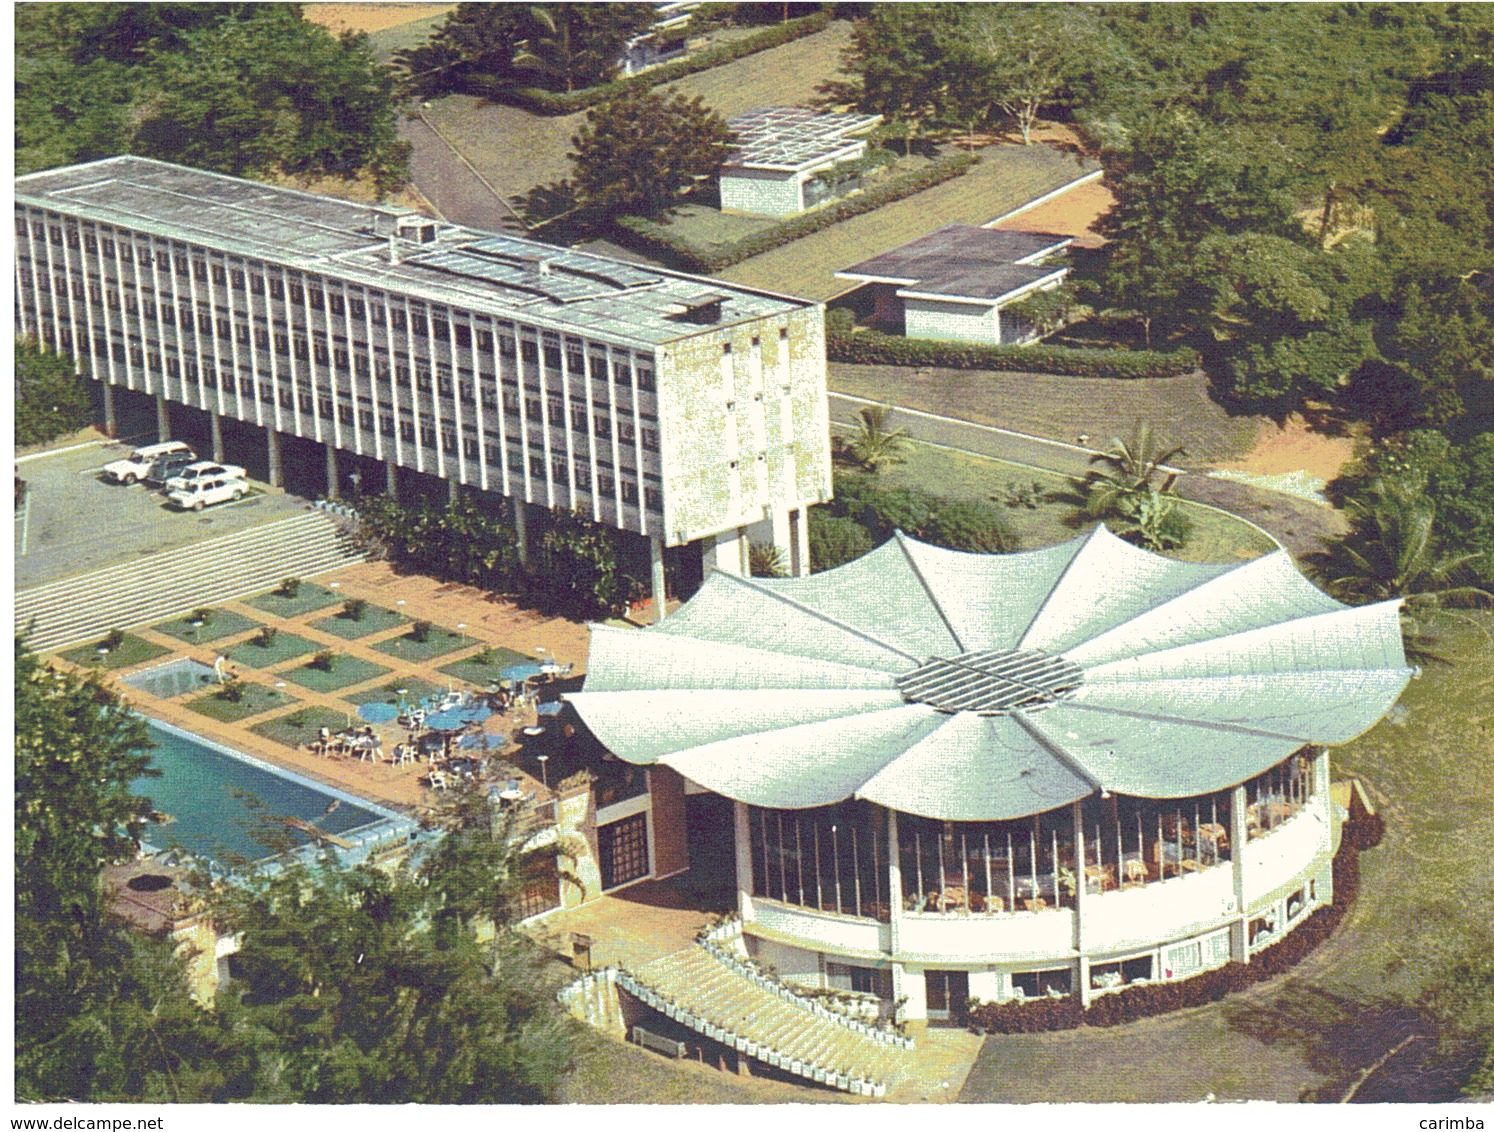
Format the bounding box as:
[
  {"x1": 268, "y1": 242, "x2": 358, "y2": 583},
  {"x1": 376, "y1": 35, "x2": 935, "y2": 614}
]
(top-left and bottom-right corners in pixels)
[
  {"x1": 849, "y1": 441, "x2": 1278, "y2": 564},
  {"x1": 59, "y1": 633, "x2": 171, "y2": 670},
  {"x1": 245, "y1": 582, "x2": 343, "y2": 619},
  {"x1": 829, "y1": 363, "x2": 1264, "y2": 469},
  {"x1": 225, "y1": 631, "x2": 321, "y2": 669},
  {"x1": 281, "y1": 654, "x2": 393, "y2": 694},
  {"x1": 417, "y1": 21, "x2": 854, "y2": 203},
  {"x1": 715, "y1": 144, "x2": 1099, "y2": 300},
  {"x1": 960, "y1": 615, "x2": 1494, "y2": 1103},
  {"x1": 151, "y1": 608, "x2": 263, "y2": 646},
  {"x1": 370, "y1": 624, "x2": 473, "y2": 663},
  {"x1": 343, "y1": 676, "x2": 446, "y2": 708},
  {"x1": 310, "y1": 604, "x2": 407, "y2": 641},
  {"x1": 437, "y1": 646, "x2": 534, "y2": 688},
  {"x1": 251, "y1": 705, "x2": 361, "y2": 751},
  {"x1": 184, "y1": 682, "x2": 297, "y2": 723}
]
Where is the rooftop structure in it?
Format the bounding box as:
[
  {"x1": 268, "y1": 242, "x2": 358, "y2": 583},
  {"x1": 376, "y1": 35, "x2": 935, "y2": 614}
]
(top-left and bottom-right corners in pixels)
[
  {"x1": 836, "y1": 224, "x2": 1072, "y2": 346},
  {"x1": 720, "y1": 107, "x2": 884, "y2": 219},
  {"x1": 566, "y1": 525, "x2": 1412, "y2": 1021},
  {"x1": 15, "y1": 156, "x2": 833, "y2": 603}
]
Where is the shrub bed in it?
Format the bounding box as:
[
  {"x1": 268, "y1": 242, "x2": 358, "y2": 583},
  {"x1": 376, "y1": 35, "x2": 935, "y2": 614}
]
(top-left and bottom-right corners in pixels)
[
  {"x1": 613, "y1": 152, "x2": 978, "y2": 273},
  {"x1": 456, "y1": 11, "x2": 834, "y2": 115},
  {"x1": 825, "y1": 312, "x2": 1201, "y2": 380},
  {"x1": 968, "y1": 811, "x2": 1377, "y2": 1035}
]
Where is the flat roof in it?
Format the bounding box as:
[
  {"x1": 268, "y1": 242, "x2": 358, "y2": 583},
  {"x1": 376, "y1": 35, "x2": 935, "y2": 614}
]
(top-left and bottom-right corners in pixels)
[
  {"x1": 726, "y1": 106, "x2": 883, "y2": 172},
  {"x1": 836, "y1": 224, "x2": 1072, "y2": 303},
  {"x1": 16, "y1": 155, "x2": 812, "y2": 348}
]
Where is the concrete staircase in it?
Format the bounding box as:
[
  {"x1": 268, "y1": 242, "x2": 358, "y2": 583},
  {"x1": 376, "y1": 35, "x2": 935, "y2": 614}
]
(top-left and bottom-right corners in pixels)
[
  {"x1": 563, "y1": 945, "x2": 914, "y2": 1096},
  {"x1": 15, "y1": 511, "x2": 366, "y2": 653}
]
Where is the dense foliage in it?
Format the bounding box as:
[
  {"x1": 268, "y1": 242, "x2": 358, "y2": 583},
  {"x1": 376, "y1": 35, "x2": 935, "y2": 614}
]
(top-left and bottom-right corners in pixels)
[
  {"x1": 406, "y1": 8, "x2": 832, "y2": 111},
  {"x1": 354, "y1": 494, "x2": 642, "y2": 618},
  {"x1": 13, "y1": 638, "x2": 575, "y2": 1102},
  {"x1": 514, "y1": 90, "x2": 733, "y2": 224},
  {"x1": 837, "y1": 4, "x2": 1494, "y2": 428},
  {"x1": 807, "y1": 470, "x2": 1019, "y2": 572},
  {"x1": 16, "y1": 337, "x2": 94, "y2": 448},
  {"x1": 16, "y1": 4, "x2": 409, "y2": 190}
]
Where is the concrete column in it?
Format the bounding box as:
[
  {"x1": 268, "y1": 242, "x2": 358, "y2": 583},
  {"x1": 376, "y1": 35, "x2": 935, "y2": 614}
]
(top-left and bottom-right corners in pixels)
[
  {"x1": 746, "y1": 506, "x2": 793, "y2": 577},
  {"x1": 1315, "y1": 747, "x2": 1334, "y2": 904},
  {"x1": 794, "y1": 505, "x2": 810, "y2": 576},
  {"x1": 650, "y1": 534, "x2": 667, "y2": 623},
  {"x1": 702, "y1": 527, "x2": 749, "y2": 580},
  {"x1": 1229, "y1": 783, "x2": 1249, "y2": 962},
  {"x1": 1073, "y1": 801, "x2": 1091, "y2": 1005},
  {"x1": 513, "y1": 499, "x2": 530, "y2": 566},
  {"x1": 734, "y1": 801, "x2": 754, "y2": 922},
  {"x1": 385, "y1": 459, "x2": 399, "y2": 500},
  {"x1": 266, "y1": 428, "x2": 282, "y2": 488},
  {"x1": 886, "y1": 808, "x2": 902, "y2": 959},
  {"x1": 155, "y1": 392, "x2": 170, "y2": 441},
  {"x1": 102, "y1": 381, "x2": 117, "y2": 438},
  {"x1": 210, "y1": 409, "x2": 224, "y2": 463},
  {"x1": 324, "y1": 443, "x2": 340, "y2": 500},
  {"x1": 448, "y1": 478, "x2": 462, "y2": 506}
]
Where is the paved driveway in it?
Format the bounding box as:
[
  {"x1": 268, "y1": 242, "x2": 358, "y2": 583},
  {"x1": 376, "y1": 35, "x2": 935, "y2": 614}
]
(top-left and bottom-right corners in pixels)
[{"x1": 14, "y1": 441, "x2": 308, "y2": 590}]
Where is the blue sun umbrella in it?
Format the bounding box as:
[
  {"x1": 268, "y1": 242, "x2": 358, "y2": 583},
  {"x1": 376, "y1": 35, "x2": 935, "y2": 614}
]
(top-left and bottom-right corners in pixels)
[
  {"x1": 536, "y1": 701, "x2": 563, "y2": 717},
  {"x1": 357, "y1": 702, "x2": 399, "y2": 723},
  {"x1": 423, "y1": 709, "x2": 468, "y2": 731}
]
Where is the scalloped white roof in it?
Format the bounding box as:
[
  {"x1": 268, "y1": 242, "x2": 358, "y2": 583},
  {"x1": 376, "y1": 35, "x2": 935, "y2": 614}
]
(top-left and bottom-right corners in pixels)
[{"x1": 567, "y1": 525, "x2": 1412, "y2": 820}]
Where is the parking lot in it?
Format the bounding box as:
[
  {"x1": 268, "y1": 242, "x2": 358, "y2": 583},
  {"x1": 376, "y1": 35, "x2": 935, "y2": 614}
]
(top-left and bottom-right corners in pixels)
[{"x1": 15, "y1": 439, "x2": 309, "y2": 590}]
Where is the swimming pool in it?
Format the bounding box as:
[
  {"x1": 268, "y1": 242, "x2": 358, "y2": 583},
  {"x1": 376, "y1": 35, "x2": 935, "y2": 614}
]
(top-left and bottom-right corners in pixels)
[
  {"x1": 121, "y1": 657, "x2": 218, "y2": 699},
  {"x1": 136, "y1": 719, "x2": 421, "y2": 872}
]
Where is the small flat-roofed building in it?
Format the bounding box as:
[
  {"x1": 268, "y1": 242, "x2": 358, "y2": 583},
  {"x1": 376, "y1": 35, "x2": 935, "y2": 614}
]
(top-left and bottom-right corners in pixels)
[
  {"x1": 620, "y1": 2, "x2": 699, "y2": 75},
  {"x1": 14, "y1": 156, "x2": 834, "y2": 602},
  {"x1": 720, "y1": 106, "x2": 884, "y2": 219},
  {"x1": 835, "y1": 224, "x2": 1073, "y2": 346}
]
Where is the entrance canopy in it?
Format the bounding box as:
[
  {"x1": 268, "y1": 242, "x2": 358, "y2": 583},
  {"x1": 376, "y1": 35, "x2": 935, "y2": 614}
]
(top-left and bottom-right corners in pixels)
[{"x1": 566, "y1": 526, "x2": 1412, "y2": 821}]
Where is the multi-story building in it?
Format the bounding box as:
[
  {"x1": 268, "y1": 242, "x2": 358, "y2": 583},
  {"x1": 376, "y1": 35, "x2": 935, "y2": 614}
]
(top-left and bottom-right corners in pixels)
[{"x1": 14, "y1": 156, "x2": 832, "y2": 603}]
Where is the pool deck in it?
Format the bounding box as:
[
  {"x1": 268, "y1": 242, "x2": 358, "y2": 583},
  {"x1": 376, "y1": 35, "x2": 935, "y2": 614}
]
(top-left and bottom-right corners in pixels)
[{"x1": 48, "y1": 561, "x2": 599, "y2": 813}]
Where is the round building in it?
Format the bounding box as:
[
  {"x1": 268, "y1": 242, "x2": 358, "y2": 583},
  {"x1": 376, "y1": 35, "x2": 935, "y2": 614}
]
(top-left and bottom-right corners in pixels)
[{"x1": 568, "y1": 525, "x2": 1411, "y2": 1022}]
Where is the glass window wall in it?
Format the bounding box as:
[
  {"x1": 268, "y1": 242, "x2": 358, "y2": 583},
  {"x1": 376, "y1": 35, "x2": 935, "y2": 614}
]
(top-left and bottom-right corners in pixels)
[{"x1": 748, "y1": 801, "x2": 889, "y2": 922}]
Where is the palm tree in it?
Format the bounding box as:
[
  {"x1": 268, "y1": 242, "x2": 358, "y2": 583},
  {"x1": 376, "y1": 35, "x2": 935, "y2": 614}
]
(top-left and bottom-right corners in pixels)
[
  {"x1": 1077, "y1": 422, "x2": 1188, "y2": 519},
  {"x1": 1307, "y1": 478, "x2": 1492, "y2": 628},
  {"x1": 843, "y1": 405, "x2": 911, "y2": 474}
]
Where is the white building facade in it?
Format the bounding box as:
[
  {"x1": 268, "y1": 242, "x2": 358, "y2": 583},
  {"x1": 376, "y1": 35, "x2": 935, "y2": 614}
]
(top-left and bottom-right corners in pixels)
[{"x1": 14, "y1": 157, "x2": 833, "y2": 598}]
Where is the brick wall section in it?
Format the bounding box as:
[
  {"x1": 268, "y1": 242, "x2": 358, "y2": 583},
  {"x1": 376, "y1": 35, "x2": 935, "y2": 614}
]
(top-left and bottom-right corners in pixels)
[{"x1": 648, "y1": 765, "x2": 690, "y2": 877}]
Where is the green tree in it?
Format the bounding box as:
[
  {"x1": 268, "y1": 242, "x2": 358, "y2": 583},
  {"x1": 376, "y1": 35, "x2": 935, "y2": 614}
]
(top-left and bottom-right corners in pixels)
[
  {"x1": 15, "y1": 639, "x2": 232, "y2": 1101},
  {"x1": 514, "y1": 3, "x2": 657, "y2": 92},
  {"x1": 1075, "y1": 422, "x2": 1187, "y2": 520},
  {"x1": 561, "y1": 89, "x2": 735, "y2": 220},
  {"x1": 841, "y1": 4, "x2": 965, "y2": 125},
  {"x1": 1306, "y1": 478, "x2": 1492, "y2": 628},
  {"x1": 533, "y1": 508, "x2": 632, "y2": 616},
  {"x1": 1193, "y1": 231, "x2": 1381, "y2": 405},
  {"x1": 951, "y1": 4, "x2": 1121, "y2": 144},
  {"x1": 1108, "y1": 487, "x2": 1193, "y2": 553},
  {"x1": 841, "y1": 404, "x2": 910, "y2": 474},
  {"x1": 16, "y1": 337, "x2": 94, "y2": 447}
]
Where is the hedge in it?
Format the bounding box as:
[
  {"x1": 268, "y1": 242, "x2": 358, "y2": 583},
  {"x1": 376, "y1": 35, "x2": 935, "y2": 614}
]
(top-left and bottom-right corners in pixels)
[
  {"x1": 612, "y1": 151, "x2": 979, "y2": 273},
  {"x1": 825, "y1": 314, "x2": 1201, "y2": 380},
  {"x1": 967, "y1": 810, "x2": 1379, "y2": 1034},
  {"x1": 455, "y1": 11, "x2": 834, "y2": 115}
]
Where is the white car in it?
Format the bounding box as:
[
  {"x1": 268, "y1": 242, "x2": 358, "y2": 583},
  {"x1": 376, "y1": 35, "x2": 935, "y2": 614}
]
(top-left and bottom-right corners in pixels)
[
  {"x1": 103, "y1": 441, "x2": 194, "y2": 485},
  {"x1": 164, "y1": 462, "x2": 247, "y2": 493},
  {"x1": 167, "y1": 476, "x2": 249, "y2": 511}
]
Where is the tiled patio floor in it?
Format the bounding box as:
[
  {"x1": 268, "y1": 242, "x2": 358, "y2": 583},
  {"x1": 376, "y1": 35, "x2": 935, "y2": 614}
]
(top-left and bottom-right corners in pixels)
[{"x1": 51, "y1": 560, "x2": 598, "y2": 813}]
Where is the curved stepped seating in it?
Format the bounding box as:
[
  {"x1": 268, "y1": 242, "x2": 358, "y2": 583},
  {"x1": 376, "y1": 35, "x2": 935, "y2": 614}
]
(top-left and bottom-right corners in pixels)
[
  {"x1": 620, "y1": 944, "x2": 913, "y2": 1096},
  {"x1": 15, "y1": 511, "x2": 366, "y2": 653}
]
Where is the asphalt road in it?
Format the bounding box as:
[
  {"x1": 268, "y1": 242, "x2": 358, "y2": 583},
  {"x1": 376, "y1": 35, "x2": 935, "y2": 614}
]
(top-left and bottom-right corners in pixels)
[
  {"x1": 14, "y1": 440, "x2": 307, "y2": 590},
  {"x1": 400, "y1": 111, "x2": 519, "y2": 233},
  {"x1": 828, "y1": 391, "x2": 1119, "y2": 481}
]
